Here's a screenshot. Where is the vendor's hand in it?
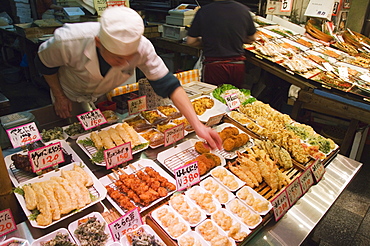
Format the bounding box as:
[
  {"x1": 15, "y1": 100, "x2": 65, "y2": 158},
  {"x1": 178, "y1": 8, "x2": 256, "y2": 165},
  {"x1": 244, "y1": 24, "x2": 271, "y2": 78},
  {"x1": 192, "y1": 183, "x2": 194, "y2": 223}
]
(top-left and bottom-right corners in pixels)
[
  {"x1": 54, "y1": 95, "x2": 72, "y2": 118},
  {"x1": 194, "y1": 124, "x2": 222, "y2": 150}
]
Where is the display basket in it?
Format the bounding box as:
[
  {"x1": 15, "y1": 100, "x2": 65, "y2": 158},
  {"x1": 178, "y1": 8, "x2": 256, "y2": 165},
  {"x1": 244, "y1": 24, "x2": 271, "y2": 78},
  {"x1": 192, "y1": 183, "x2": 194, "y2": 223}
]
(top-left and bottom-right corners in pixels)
[{"x1": 305, "y1": 19, "x2": 334, "y2": 43}]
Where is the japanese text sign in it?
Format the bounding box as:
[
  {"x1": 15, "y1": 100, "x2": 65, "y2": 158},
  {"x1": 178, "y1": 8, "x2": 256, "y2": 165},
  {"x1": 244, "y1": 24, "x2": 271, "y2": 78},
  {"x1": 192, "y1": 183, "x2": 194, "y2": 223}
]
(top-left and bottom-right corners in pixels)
[
  {"x1": 281, "y1": 0, "x2": 293, "y2": 12},
  {"x1": 271, "y1": 189, "x2": 290, "y2": 221},
  {"x1": 0, "y1": 209, "x2": 17, "y2": 237},
  {"x1": 205, "y1": 114, "x2": 224, "y2": 127},
  {"x1": 77, "y1": 109, "x2": 107, "y2": 130},
  {"x1": 310, "y1": 159, "x2": 326, "y2": 182},
  {"x1": 174, "y1": 161, "x2": 200, "y2": 191},
  {"x1": 164, "y1": 123, "x2": 185, "y2": 147},
  {"x1": 286, "y1": 177, "x2": 303, "y2": 206},
  {"x1": 6, "y1": 122, "x2": 41, "y2": 149},
  {"x1": 28, "y1": 142, "x2": 64, "y2": 173},
  {"x1": 128, "y1": 96, "x2": 147, "y2": 115},
  {"x1": 299, "y1": 168, "x2": 314, "y2": 193},
  {"x1": 108, "y1": 208, "x2": 143, "y2": 241},
  {"x1": 104, "y1": 142, "x2": 133, "y2": 170},
  {"x1": 223, "y1": 93, "x2": 241, "y2": 110}
]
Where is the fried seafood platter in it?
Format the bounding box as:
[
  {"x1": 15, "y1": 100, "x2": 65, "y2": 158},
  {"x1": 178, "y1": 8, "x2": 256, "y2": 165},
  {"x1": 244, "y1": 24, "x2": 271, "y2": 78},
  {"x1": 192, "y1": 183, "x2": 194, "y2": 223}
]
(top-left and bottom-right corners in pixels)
[
  {"x1": 99, "y1": 159, "x2": 176, "y2": 215},
  {"x1": 190, "y1": 95, "x2": 229, "y2": 123}
]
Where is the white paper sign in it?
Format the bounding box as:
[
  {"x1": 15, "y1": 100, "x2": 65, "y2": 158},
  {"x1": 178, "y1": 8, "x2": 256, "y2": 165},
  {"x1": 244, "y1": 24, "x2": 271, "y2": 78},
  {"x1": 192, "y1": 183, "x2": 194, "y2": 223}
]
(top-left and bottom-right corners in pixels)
[
  {"x1": 338, "y1": 66, "x2": 349, "y2": 80},
  {"x1": 77, "y1": 109, "x2": 107, "y2": 130},
  {"x1": 310, "y1": 159, "x2": 326, "y2": 182},
  {"x1": 164, "y1": 123, "x2": 185, "y2": 146},
  {"x1": 281, "y1": 0, "x2": 293, "y2": 12},
  {"x1": 271, "y1": 190, "x2": 290, "y2": 221},
  {"x1": 224, "y1": 93, "x2": 241, "y2": 110},
  {"x1": 304, "y1": 0, "x2": 335, "y2": 20},
  {"x1": 104, "y1": 142, "x2": 133, "y2": 170},
  {"x1": 360, "y1": 74, "x2": 370, "y2": 83},
  {"x1": 6, "y1": 122, "x2": 41, "y2": 148},
  {"x1": 205, "y1": 114, "x2": 224, "y2": 127},
  {"x1": 322, "y1": 62, "x2": 334, "y2": 72},
  {"x1": 28, "y1": 142, "x2": 64, "y2": 173},
  {"x1": 299, "y1": 168, "x2": 314, "y2": 193},
  {"x1": 174, "y1": 161, "x2": 200, "y2": 191},
  {"x1": 0, "y1": 209, "x2": 17, "y2": 237},
  {"x1": 128, "y1": 96, "x2": 147, "y2": 115},
  {"x1": 286, "y1": 177, "x2": 303, "y2": 206},
  {"x1": 108, "y1": 208, "x2": 143, "y2": 241}
]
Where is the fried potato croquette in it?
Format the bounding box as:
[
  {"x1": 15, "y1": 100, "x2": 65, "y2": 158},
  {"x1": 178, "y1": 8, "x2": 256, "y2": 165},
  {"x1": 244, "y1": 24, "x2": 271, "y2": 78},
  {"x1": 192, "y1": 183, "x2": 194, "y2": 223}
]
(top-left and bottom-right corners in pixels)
[
  {"x1": 194, "y1": 141, "x2": 210, "y2": 154},
  {"x1": 223, "y1": 138, "x2": 235, "y2": 151}
]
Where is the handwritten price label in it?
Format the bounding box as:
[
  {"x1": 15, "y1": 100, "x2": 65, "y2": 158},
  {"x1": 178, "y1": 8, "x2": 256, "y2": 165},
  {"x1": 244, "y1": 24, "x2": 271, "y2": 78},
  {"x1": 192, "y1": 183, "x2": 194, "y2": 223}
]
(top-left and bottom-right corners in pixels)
[
  {"x1": 205, "y1": 114, "x2": 224, "y2": 127},
  {"x1": 0, "y1": 209, "x2": 17, "y2": 237},
  {"x1": 128, "y1": 96, "x2": 147, "y2": 115},
  {"x1": 77, "y1": 109, "x2": 107, "y2": 130},
  {"x1": 286, "y1": 177, "x2": 303, "y2": 206},
  {"x1": 104, "y1": 142, "x2": 133, "y2": 170},
  {"x1": 28, "y1": 142, "x2": 64, "y2": 173},
  {"x1": 281, "y1": 0, "x2": 293, "y2": 12},
  {"x1": 223, "y1": 93, "x2": 241, "y2": 110},
  {"x1": 299, "y1": 168, "x2": 314, "y2": 193},
  {"x1": 6, "y1": 122, "x2": 41, "y2": 148},
  {"x1": 108, "y1": 208, "x2": 143, "y2": 241},
  {"x1": 164, "y1": 123, "x2": 184, "y2": 147},
  {"x1": 271, "y1": 190, "x2": 290, "y2": 221},
  {"x1": 174, "y1": 161, "x2": 200, "y2": 191},
  {"x1": 310, "y1": 159, "x2": 325, "y2": 183}
]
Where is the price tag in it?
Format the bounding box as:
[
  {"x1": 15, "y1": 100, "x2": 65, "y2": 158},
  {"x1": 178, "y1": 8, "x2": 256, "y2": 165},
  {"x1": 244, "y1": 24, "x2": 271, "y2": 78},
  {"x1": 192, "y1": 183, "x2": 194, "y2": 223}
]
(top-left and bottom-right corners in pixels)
[
  {"x1": 164, "y1": 123, "x2": 185, "y2": 147},
  {"x1": 223, "y1": 93, "x2": 241, "y2": 110},
  {"x1": 108, "y1": 208, "x2": 143, "y2": 241},
  {"x1": 310, "y1": 159, "x2": 325, "y2": 182},
  {"x1": 281, "y1": 0, "x2": 293, "y2": 12},
  {"x1": 338, "y1": 66, "x2": 349, "y2": 80},
  {"x1": 0, "y1": 209, "x2": 17, "y2": 237},
  {"x1": 174, "y1": 161, "x2": 200, "y2": 191},
  {"x1": 77, "y1": 109, "x2": 107, "y2": 131},
  {"x1": 271, "y1": 190, "x2": 290, "y2": 221},
  {"x1": 28, "y1": 142, "x2": 64, "y2": 173},
  {"x1": 104, "y1": 142, "x2": 133, "y2": 170},
  {"x1": 205, "y1": 114, "x2": 224, "y2": 127},
  {"x1": 6, "y1": 122, "x2": 41, "y2": 149},
  {"x1": 299, "y1": 168, "x2": 314, "y2": 193},
  {"x1": 286, "y1": 177, "x2": 303, "y2": 206},
  {"x1": 322, "y1": 62, "x2": 334, "y2": 72},
  {"x1": 128, "y1": 96, "x2": 147, "y2": 115},
  {"x1": 360, "y1": 74, "x2": 370, "y2": 83}
]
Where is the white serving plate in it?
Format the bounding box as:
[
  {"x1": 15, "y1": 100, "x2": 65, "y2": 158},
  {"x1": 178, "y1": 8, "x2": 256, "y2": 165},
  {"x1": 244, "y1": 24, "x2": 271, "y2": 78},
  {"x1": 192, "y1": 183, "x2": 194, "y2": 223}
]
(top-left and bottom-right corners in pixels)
[
  {"x1": 62, "y1": 123, "x2": 92, "y2": 140},
  {"x1": 0, "y1": 237, "x2": 30, "y2": 246},
  {"x1": 200, "y1": 177, "x2": 235, "y2": 205},
  {"x1": 14, "y1": 162, "x2": 106, "y2": 229},
  {"x1": 168, "y1": 193, "x2": 207, "y2": 227},
  {"x1": 177, "y1": 230, "x2": 210, "y2": 246},
  {"x1": 185, "y1": 186, "x2": 222, "y2": 215},
  {"x1": 226, "y1": 198, "x2": 262, "y2": 230},
  {"x1": 211, "y1": 166, "x2": 246, "y2": 192},
  {"x1": 68, "y1": 211, "x2": 113, "y2": 246},
  {"x1": 6, "y1": 139, "x2": 84, "y2": 186},
  {"x1": 76, "y1": 123, "x2": 149, "y2": 166},
  {"x1": 31, "y1": 228, "x2": 76, "y2": 246},
  {"x1": 211, "y1": 208, "x2": 251, "y2": 242},
  {"x1": 99, "y1": 159, "x2": 176, "y2": 215},
  {"x1": 195, "y1": 219, "x2": 236, "y2": 246},
  {"x1": 120, "y1": 224, "x2": 166, "y2": 246},
  {"x1": 211, "y1": 122, "x2": 254, "y2": 159},
  {"x1": 151, "y1": 205, "x2": 191, "y2": 240},
  {"x1": 236, "y1": 186, "x2": 272, "y2": 216},
  {"x1": 191, "y1": 95, "x2": 229, "y2": 123}
]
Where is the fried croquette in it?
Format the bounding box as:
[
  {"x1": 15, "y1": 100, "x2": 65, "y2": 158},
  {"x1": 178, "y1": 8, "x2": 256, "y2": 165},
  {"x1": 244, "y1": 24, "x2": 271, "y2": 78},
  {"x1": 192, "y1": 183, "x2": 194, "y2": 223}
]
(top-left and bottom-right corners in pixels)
[
  {"x1": 203, "y1": 153, "x2": 221, "y2": 166},
  {"x1": 195, "y1": 141, "x2": 211, "y2": 154},
  {"x1": 223, "y1": 138, "x2": 236, "y2": 151},
  {"x1": 223, "y1": 126, "x2": 239, "y2": 136},
  {"x1": 184, "y1": 153, "x2": 220, "y2": 175}
]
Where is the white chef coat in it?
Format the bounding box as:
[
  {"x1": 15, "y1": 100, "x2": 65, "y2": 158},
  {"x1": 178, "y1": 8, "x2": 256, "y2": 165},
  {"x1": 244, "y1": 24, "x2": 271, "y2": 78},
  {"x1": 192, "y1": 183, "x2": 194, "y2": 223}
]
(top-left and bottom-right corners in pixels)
[{"x1": 38, "y1": 22, "x2": 169, "y2": 103}]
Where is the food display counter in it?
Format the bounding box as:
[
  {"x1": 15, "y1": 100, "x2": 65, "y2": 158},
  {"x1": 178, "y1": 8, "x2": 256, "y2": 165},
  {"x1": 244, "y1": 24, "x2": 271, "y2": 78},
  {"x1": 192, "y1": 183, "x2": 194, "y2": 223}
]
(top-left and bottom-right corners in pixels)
[{"x1": 0, "y1": 82, "x2": 363, "y2": 246}]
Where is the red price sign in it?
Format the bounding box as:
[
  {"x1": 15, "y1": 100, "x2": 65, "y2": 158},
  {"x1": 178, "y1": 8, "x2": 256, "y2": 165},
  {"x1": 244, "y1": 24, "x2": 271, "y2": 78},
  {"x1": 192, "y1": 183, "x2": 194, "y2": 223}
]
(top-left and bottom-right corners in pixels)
[
  {"x1": 128, "y1": 96, "x2": 147, "y2": 115},
  {"x1": 271, "y1": 190, "x2": 290, "y2": 221},
  {"x1": 174, "y1": 161, "x2": 200, "y2": 191},
  {"x1": 223, "y1": 93, "x2": 241, "y2": 110},
  {"x1": 164, "y1": 123, "x2": 185, "y2": 147},
  {"x1": 108, "y1": 208, "x2": 143, "y2": 241},
  {"x1": 0, "y1": 209, "x2": 17, "y2": 237},
  {"x1": 286, "y1": 177, "x2": 303, "y2": 206},
  {"x1": 28, "y1": 142, "x2": 64, "y2": 173},
  {"x1": 6, "y1": 122, "x2": 41, "y2": 148},
  {"x1": 77, "y1": 109, "x2": 107, "y2": 130},
  {"x1": 104, "y1": 142, "x2": 133, "y2": 170},
  {"x1": 205, "y1": 114, "x2": 224, "y2": 127},
  {"x1": 310, "y1": 159, "x2": 326, "y2": 183},
  {"x1": 299, "y1": 168, "x2": 314, "y2": 194}
]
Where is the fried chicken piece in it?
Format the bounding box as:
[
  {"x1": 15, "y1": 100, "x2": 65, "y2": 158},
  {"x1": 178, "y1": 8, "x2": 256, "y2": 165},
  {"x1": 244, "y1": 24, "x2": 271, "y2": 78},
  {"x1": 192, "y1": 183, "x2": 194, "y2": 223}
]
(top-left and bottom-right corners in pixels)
[{"x1": 195, "y1": 141, "x2": 211, "y2": 154}]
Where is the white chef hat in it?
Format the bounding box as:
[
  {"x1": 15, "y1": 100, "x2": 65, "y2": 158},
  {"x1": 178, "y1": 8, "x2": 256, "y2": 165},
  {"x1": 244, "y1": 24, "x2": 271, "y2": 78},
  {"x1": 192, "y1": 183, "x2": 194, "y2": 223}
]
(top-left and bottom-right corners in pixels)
[{"x1": 99, "y1": 6, "x2": 144, "y2": 56}]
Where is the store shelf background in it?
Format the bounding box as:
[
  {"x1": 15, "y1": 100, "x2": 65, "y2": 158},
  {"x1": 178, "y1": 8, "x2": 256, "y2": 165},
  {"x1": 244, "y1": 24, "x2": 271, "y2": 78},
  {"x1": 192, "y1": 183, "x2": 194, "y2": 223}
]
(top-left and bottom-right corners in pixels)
[{"x1": 0, "y1": 61, "x2": 369, "y2": 245}]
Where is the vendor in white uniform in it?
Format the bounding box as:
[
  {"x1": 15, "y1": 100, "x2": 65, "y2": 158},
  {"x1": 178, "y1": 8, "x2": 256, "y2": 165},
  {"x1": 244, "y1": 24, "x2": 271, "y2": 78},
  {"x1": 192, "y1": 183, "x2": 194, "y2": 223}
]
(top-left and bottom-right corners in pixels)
[{"x1": 35, "y1": 6, "x2": 222, "y2": 149}]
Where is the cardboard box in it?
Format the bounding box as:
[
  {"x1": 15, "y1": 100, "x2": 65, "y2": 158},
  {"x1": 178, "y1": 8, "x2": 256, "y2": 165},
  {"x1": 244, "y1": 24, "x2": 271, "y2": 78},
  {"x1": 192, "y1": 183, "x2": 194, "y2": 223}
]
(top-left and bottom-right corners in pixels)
[{"x1": 162, "y1": 24, "x2": 187, "y2": 40}]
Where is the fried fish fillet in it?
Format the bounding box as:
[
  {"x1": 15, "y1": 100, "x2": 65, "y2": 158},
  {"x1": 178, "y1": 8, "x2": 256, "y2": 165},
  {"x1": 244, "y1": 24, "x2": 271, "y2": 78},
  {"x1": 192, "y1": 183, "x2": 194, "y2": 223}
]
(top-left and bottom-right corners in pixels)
[
  {"x1": 23, "y1": 185, "x2": 37, "y2": 210},
  {"x1": 40, "y1": 181, "x2": 61, "y2": 221},
  {"x1": 73, "y1": 164, "x2": 93, "y2": 187},
  {"x1": 32, "y1": 183, "x2": 52, "y2": 226},
  {"x1": 49, "y1": 179, "x2": 74, "y2": 215},
  {"x1": 50, "y1": 176, "x2": 78, "y2": 210}
]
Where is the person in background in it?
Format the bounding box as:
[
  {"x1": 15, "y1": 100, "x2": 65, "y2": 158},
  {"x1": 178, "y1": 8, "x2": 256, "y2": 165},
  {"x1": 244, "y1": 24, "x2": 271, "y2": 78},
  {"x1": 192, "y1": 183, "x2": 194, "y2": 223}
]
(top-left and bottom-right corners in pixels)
[
  {"x1": 34, "y1": 6, "x2": 222, "y2": 149},
  {"x1": 186, "y1": 0, "x2": 257, "y2": 88}
]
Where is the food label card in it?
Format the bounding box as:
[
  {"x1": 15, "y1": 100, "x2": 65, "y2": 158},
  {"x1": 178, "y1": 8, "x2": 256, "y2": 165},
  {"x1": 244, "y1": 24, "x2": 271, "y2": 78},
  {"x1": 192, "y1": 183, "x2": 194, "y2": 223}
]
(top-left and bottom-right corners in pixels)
[
  {"x1": 6, "y1": 122, "x2": 41, "y2": 148},
  {"x1": 205, "y1": 114, "x2": 224, "y2": 127},
  {"x1": 286, "y1": 177, "x2": 303, "y2": 206},
  {"x1": 104, "y1": 142, "x2": 133, "y2": 170},
  {"x1": 223, "y1": 93, "x2": 241, "y2": 110},
  {"x1": 281, "y1": 0, "x2": 293, "y2": 12},
  {"x1": 128, "y1": 96, "x2": 147, "y2": 115},
  {"x1": 271, "y1": 189, "x2": 290, "y2": 221},
  {"x1": 108, "y1": 208, "x2": 143, "y2": 241},
  {"x1": 174, "y1": 161, "x2": 200, "y2": 191},
  {"x1": 28, "y1": 142, "x2": 64, "y2": 173},
  {"x1": 0, "y1": 209, "x2": 17, "y2": 237},
  {"x1": 77, "y1": 109, "x2": 107, "y2": 130},
  {"x1": 164, "y1": 123, "x2": 185, "y2": 147},
  {"x1": 310, "y1": 159, "x2": 326, "y2": 183},
  {"x1": 299, "y1": 168, "x2": 314, "y2": 193}
]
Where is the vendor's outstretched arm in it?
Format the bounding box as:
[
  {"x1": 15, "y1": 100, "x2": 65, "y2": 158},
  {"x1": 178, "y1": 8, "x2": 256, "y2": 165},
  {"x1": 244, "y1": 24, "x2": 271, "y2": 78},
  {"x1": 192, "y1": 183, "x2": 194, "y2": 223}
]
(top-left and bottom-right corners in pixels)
[{"x1": 169, "y1": 87, "x2": 222, "y2": 150}]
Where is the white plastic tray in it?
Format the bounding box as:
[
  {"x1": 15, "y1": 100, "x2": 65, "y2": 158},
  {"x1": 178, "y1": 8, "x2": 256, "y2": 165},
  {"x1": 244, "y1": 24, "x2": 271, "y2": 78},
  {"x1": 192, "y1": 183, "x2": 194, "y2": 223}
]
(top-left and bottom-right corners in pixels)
[
  {"x1": 31, "y1": 228, "x2": 76, "y2": 246},
  {"x1": 185, "y1": 186, "x2": 222, "y2": 215},
  {"x1": 191, "y1": 95, "x2": 229, "y2": 123},
  {"x1": 177, "y1": 230, "x2": 209, "y2": 246},
  {"x1": 0, "y1": 237, "x2": 30, "y2": 246},
  {"x1": 120, "y1": 224, "x2": 166, "y2": 246},
  {"x1": 211, "y1": 166, "x2": 246, "y2": 192},
  {"x1": 236, "y1": 186, "x2": 272, "y2": 216},
  {"x1": 195, "y1": 219, "x2": 236, "y2": 246},
  {"x1": 226, "y1": 198, "x2": 262, "y2": 230}
]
